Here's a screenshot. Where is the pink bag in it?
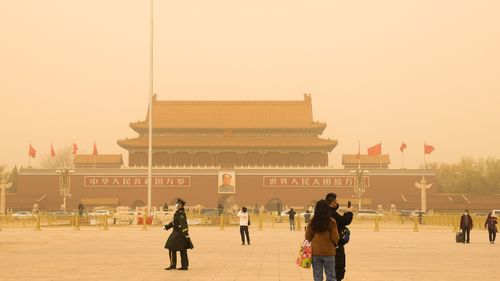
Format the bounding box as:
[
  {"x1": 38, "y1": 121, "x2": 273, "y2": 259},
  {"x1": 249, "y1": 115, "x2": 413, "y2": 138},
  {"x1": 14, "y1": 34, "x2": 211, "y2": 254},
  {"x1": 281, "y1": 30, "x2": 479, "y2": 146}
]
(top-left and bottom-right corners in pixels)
[{"x1": 296, "y1": 240, "x2": 312, "y2": 268}]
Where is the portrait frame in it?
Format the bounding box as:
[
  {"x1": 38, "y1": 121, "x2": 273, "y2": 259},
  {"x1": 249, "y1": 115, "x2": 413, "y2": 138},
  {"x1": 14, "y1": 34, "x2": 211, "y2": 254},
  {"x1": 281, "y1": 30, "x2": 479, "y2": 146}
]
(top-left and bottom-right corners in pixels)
[{"x1": 218, "y1": 171, "x2": 236, "y2": 194}]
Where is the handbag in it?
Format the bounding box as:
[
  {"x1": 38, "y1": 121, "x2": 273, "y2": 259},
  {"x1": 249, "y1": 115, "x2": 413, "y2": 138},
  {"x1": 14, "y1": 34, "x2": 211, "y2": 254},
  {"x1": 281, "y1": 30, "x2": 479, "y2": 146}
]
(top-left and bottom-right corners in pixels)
[
  {"x1": 185, "y1": 236, "x2": 194, "y2": 249},
  {"x1": 296, "y1": 240, "x2": 312, "y2": 269},
  {"x1": 248, "y1": 216, "x2": 251, "y2": 226}
]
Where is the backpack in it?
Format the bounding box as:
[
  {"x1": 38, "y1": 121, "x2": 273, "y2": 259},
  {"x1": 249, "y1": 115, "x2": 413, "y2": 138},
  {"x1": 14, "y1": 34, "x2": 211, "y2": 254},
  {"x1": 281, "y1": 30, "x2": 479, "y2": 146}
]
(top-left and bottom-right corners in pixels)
[{"x1": 340, "y1": 227, "x2": 350, "y2": 245}]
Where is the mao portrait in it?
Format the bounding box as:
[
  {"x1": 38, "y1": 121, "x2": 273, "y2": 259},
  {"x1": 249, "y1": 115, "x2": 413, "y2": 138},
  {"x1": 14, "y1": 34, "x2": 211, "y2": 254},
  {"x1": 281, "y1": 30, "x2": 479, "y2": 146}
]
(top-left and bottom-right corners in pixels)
[{"x1": 218, "y1": 172, "x2": 236, "y2": 194}]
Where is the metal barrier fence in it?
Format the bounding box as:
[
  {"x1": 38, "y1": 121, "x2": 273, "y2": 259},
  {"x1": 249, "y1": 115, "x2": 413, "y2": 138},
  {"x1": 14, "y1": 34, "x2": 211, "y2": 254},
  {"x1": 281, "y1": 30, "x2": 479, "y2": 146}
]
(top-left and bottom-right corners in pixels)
[{"x1": 0, "y1": 213, "x2": 490, "y2": 233}]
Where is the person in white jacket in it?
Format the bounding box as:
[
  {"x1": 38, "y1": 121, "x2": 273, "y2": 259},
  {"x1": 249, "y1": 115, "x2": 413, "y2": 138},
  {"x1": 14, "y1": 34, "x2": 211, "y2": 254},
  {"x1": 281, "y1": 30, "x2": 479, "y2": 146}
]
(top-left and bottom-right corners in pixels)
[{"x1": 237, "y1": 207, "x2": 251, "y2": 245}]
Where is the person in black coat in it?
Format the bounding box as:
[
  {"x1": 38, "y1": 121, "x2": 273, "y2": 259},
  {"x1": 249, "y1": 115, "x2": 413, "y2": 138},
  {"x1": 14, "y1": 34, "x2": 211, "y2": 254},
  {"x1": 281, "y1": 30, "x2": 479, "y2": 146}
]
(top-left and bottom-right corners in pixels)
[
  {"x1": 163, "y1": 198, "x2": 193, "y2": 270},
  {"x1": 325, "y1": 192, "x2": 353, "y2": 281},
  {"x1": 484, "y1": 212, "x2": 498, "y2": 244},
  {"x1": 460, "y1": 209, "x2": 473, "y2": 244}
]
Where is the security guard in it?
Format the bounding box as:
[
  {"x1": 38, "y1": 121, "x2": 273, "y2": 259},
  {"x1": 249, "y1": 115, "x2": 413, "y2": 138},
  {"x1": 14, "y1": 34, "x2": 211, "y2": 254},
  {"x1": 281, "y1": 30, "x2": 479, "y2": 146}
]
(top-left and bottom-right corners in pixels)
[{"x1": 163, "y1": 198, "x2": 193, "y2": 270}]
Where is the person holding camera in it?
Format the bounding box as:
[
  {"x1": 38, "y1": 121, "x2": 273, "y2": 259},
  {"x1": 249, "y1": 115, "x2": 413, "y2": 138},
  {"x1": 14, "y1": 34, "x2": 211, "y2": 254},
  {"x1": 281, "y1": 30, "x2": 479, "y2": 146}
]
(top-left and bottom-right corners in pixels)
[
  {"x1": 325, "y1": 193, "x2": 353, "y2": 281},
  {"x1": 237, "y1": 206, "x2": 251, "y2": 245}
]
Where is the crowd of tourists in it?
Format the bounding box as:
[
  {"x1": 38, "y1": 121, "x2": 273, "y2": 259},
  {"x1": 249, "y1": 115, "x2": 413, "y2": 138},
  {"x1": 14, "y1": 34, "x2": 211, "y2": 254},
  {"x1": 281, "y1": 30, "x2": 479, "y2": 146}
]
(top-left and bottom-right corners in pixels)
[{"x1": 161, "y1": 196, "x2": 496, "y2": 281}]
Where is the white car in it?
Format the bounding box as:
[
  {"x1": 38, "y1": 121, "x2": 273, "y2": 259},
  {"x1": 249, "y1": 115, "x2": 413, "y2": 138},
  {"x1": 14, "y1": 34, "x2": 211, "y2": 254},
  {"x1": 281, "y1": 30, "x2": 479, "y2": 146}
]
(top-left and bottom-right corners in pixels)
[
  {"x1": 90, "y1": 210, "x2": 112, "y2": 216},
  {"x1": 410, "y1": 211, "x2": 427, "y2": 217},
  {"x1": 492, "y1": 210, "x2": 500, "y2": 217},
  {"x1": 356, "y1": 209, "x2": 384, "y2": 218},
  {"x1": 12, "y1": 211, "x2": 33, "y2": 217},
  {"x1": 155, "y1": 211, "x2": 173, "y2": 217}
]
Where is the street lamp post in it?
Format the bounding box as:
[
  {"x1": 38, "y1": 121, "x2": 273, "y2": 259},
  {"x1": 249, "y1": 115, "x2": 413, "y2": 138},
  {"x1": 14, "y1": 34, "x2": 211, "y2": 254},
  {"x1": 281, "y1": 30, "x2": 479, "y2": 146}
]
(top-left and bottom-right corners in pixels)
[
  {"x1": 56, "y1": 168, "x2": 74, "y2": 211},
  {"x1": 350, "y1": 169, "x2": 369, "y2": 210}
]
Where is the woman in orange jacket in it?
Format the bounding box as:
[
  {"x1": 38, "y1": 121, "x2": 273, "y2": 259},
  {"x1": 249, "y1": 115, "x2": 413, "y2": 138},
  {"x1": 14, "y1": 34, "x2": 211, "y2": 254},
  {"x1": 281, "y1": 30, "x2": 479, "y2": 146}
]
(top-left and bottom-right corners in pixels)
[{"x1": 306, "y1": 199, "x2": 339, "y2": 281}]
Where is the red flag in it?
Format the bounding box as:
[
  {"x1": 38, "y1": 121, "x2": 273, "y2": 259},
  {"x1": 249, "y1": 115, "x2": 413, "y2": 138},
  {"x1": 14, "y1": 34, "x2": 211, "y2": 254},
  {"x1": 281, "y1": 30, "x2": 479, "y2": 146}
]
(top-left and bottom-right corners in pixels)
[
  {"x1": 50, "y1": 143, "x2": 56, "y2": 157},
  {"x1": 367, "y1": 143, "x2": 382, "y2": 156},
  {"x1": 400, "y1": 142, "x2": 407, "y2": 152},
  {"x1": 72, "y1": 142, "x2": 78, "y2": 155},
  {"x1": 424, "y1": 144, "x2": 435, "y2": 154},
  {"x1": 92, "y1": 142, "x2": 98, "y2": 156},
  {"x1": 28, "y1": 144, "x2": 37, "y2": 158}
]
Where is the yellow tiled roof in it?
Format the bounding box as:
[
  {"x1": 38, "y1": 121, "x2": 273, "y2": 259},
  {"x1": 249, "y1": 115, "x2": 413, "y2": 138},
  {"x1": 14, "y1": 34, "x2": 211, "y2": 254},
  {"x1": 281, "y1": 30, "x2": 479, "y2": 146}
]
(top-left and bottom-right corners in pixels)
[{"x1": 130, "y1": 95, "x2": 326, "y2": 130}]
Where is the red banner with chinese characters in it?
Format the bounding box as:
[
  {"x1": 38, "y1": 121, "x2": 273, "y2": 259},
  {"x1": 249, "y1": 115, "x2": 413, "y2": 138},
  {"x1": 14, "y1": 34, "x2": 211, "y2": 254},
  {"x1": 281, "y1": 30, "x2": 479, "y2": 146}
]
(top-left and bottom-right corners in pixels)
[
  {"x1": 263, "y1": 176, "x2": 369, "y2": 188},
  {"x1": 84, "y1": 176, "x2": 191, "y2": 188}
]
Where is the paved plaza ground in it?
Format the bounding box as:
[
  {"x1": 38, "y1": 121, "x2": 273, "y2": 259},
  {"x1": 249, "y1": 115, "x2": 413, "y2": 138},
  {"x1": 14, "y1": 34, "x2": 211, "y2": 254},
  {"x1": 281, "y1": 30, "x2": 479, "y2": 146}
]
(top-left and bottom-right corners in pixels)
[{"x1": 1, "y1": 225, "x2": 499, "y2": 281}]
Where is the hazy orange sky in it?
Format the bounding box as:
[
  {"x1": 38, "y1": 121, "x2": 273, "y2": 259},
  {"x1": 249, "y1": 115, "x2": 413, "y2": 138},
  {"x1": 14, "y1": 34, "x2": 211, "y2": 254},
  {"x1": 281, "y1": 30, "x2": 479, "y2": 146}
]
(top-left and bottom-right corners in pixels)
[{"x1": 1, "y1": 0, "x2": 499, "y2": 169}]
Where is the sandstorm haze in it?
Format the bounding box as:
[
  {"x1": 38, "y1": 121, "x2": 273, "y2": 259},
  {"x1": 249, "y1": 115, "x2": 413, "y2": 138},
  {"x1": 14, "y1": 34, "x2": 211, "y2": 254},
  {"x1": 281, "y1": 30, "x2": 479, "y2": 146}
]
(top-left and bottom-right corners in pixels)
[{"x1": 1, "y1": 0, "x2": 499, "y2": 169}]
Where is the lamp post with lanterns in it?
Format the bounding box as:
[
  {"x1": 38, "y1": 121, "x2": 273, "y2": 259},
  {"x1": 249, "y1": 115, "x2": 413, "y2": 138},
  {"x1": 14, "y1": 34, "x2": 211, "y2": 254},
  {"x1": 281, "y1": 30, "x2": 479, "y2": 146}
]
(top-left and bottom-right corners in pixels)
[
  {"x1": 350, "y1": 169, "x2": 369, "y2": 210},
  {"x1": 56, "y1": 168, "x2": 74, "y2": 211}
]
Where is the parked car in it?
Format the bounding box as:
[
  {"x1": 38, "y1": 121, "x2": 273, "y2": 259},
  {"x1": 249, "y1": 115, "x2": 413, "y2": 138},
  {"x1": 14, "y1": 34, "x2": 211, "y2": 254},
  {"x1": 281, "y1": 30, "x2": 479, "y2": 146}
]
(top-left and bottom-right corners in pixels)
[
  {"x1": 155, "y1": 210, "x2": 173, "y2": 216},
  {"x1": 125, "y1": 210, "x2": 143, "y2": 216},
  {"x1": 356, "y1": 209, "x2": 384, "y2": 218},
  {"x1": 410, "y1": 211, "x2": 428, "y2": 217},
  {"x1": 200, "y1": 208, "x2": 220, "y2": 216},
  {"x1": 90, "y1": 210, "x2": 112, "y2": 216},
  {"x1": 12, "y1": 211, "x2": 33, "y2": 217},
  {"x1": 51, "y1": 211, "x2": 72, "y2": 217},
  {"x1": 492, "y1": 210, "x2": 500, "y2": 218},
  {"x1": 155, "y1": 210, "x2": 173, "y2": 221},
  {"x1": 398, "y1": 209, "x2": 414, "y2": 217}
]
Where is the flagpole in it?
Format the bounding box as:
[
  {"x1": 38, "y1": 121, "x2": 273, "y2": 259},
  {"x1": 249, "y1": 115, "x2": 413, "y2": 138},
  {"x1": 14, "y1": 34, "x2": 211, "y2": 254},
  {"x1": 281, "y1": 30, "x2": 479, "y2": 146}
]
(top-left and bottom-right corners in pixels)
[
  {"x1": 357, "y1": 140, "x2": 361, "y2": 169},
  {"x1": 401, "y1": 149, "x2": 404, "y2": 169},
  {"x1": 147, "y1": 0, "x2": 154, "y2": 218},
  {"x1": 379, "y1": 140, "x2": 382, "y2": 169},
  {"x1": 423, "y1": 142, "x2": 426, "y2": 169}
]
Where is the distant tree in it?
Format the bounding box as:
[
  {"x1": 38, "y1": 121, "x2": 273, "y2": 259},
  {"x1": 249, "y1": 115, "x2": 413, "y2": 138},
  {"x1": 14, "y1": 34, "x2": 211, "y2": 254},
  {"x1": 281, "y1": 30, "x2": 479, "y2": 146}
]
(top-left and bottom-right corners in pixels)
[
  {"x1": 427, "y1": 157, "x2": 500, "y2": 194},
  {"x1": 7, "y1": 166, "x2": 18, "y2": 193},
  {"x1": 39, "y1": 146, "x2": 75, "y2": 169},
  {"x1": 0, "y1": 165, "x2": 10, "y2": 183}
]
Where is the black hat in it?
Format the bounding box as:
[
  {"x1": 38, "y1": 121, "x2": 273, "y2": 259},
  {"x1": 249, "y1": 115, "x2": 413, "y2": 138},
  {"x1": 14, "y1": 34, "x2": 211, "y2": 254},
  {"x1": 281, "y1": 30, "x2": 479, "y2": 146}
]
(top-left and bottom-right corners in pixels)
[
  {"x1": 325, "y1": 193, "x2": 337, "y2": 202},
  {"x1": 177, "y1": 198, "x2": 186, "y2": 205}
]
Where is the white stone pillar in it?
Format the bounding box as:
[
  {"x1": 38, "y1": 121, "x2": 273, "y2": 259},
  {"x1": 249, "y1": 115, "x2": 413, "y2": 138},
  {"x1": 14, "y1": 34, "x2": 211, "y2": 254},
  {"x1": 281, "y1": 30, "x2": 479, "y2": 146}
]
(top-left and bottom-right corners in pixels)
[
  {"x1": 0, "y1": 183, "x2": 13, "y2": 214},
  {"x1": 415, "y1": 176, "x2": 432, "y2": 212}
]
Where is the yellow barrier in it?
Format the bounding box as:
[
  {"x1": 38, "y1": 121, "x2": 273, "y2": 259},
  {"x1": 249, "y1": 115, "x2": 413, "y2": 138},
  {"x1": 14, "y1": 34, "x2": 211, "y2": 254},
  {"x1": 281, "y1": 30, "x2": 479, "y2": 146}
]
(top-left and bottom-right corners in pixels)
[
  {"x1": 74, "y1": 214, "x2": 80, "y2": 231},
  {"x1": 220, "y1": 214, "x2": 225, "y2": 230},
  {"x1": 258, "y1": 212, "x2": 263, "y2": 231},
  {"x1": 142, "y1": 213, "x2": 147, "y2": 231},
  {"x1": 35, "y1": 214, "x2": 41, "y2": 231},
  {"x1": 374, "y1": 216, "x2": 380, "y2": 232},
  {"x1": 103, "y1": 215, "x2": 109, "y2": 231},
  {"x1": 296, "y1": 215, "x2": 301, "y2": 232}
]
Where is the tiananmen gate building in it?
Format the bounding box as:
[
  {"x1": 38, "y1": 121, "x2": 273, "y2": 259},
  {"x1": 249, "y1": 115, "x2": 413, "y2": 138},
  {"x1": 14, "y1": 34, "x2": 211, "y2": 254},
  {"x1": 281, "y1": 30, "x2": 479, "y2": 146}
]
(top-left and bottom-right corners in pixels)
[{"x1": 9, "y1": 95, "x2": 498, "y2": 212}]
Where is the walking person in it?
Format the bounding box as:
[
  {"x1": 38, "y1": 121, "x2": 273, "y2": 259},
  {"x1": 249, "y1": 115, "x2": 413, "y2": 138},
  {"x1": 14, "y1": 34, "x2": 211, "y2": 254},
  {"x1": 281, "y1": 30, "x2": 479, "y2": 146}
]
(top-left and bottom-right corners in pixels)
[
  {"x1": 484, "y1": 213, "x2": 498, "y2": 244},
  {"x1": 163, "y1": 198, "x2": 194, "y2": 271},
  {"x1": 305, "y1": 199, "x2": 339, "y2": 281},
  {"x1": 325, "y1": 193, "x2": 353, "y2": 281},
  {"x1": 460, "y1": 209, "x2": 473, "y2": 244},
  {"x1": 78, "y1": 201, "x2": 84, "y2": 216},
  {"x1": 304, "y1": 210, "x2": 312, "y2": 231},
  {"x1": 286, "y1": 208, "x2": 297, "y2": 231},
  {"x1": 237, "y1": 207, "x2": 251, "y2": 245}
]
